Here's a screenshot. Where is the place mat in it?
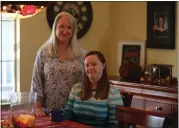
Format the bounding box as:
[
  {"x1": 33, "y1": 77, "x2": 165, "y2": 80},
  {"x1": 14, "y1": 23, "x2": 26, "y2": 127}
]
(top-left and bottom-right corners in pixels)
[
  {"x1": 36, "y1": 118, "x2": 92, "y2": 128},
  {"x1": 1, "y1": 111, "x2": 92, "y2": 128}
]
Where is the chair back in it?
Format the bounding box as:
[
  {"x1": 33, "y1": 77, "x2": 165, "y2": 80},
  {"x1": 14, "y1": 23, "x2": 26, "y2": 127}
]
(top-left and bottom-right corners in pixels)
[
  {"x1": 116, "y1": 106, "x2": 165, "y2": 128},
  {"x1": 121, "y1": 92, "x2": 133, "y2": 107}
]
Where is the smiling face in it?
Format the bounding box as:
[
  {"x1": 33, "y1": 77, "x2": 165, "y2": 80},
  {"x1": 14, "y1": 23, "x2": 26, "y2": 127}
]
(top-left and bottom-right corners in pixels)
[
  {"x1": 158, "y1": 17, "x2": 164, "y2": 27},
  {"x1": 85, "y1": 55, "x2": 105, "y2": 83},
  {"x1": 56, "y1": 16, "x2": 74, "y2": 44}
]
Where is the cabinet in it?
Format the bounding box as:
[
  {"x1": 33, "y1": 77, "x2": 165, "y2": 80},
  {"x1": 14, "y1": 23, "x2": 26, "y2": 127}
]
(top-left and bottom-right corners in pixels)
[
  {"x1": 144, "y1": 101, "x2": 171, "y2": 115},
  {"x1": 109, "y1": 76, "x2": 178, "y2": 116},
  {"x1": 173, "y1": 105, "x2": 178, "y2": 113}
]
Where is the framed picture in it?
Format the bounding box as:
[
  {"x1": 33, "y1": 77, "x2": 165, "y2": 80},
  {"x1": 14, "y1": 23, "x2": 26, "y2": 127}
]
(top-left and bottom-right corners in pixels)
[
  {"x1": 117, "y1": 41, "x2": 146, "y2": 74},
  {"x1": 147, "y1": 2, "x2": 176, "y2": 49}
]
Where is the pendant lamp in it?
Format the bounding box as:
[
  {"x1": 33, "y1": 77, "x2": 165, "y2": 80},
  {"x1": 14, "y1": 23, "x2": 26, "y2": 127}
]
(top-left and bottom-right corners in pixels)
[{"x1": 1, "y1": 1, "x2": 51, "y2": 19}]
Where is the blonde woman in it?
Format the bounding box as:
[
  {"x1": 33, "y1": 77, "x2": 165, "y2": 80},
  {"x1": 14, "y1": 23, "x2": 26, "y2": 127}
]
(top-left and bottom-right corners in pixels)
[{"x1": 31, "y1": 12, "x2": 86, "y2": 116}]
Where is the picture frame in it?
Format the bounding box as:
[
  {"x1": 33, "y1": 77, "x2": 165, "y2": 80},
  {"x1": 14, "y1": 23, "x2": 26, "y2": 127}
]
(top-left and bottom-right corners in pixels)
[
  {"x1": 117, "y1": 41, "x2": 146, "y2": 75},
  {"x1": 147, "y1": 1, "x2": 176, "y2": 49}
]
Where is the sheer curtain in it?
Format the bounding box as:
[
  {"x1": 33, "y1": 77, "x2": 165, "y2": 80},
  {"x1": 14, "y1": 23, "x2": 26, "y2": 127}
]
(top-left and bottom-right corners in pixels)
[{"x1": 0, "y1": 16, "x2": 16, "y2": 102}]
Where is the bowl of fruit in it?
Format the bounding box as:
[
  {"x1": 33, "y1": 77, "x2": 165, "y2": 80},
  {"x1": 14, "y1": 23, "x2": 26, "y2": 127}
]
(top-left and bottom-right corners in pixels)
[
  {"x1": 12, "y1": 114, "x2": 36, "y2": 128},
  {"x1": 9, "y1": 92, "x2": 37, "y2": 128}
]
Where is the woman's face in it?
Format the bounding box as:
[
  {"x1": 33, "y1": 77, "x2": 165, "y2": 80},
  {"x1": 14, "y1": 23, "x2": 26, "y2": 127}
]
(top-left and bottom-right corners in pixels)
[
  {"x1": 159, "y1": 17, "x2": 164, "y2": 27},
  {"x1": 56, "y1": 16, "x2": 74, "y2": 44},
  {"x1": 85, "y1": 55, "x2": 105, "y2": 83}
]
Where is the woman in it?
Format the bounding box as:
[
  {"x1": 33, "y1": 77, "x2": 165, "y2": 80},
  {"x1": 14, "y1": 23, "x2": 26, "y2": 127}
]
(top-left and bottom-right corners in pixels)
[
  {"x1": 154, "y1": 16, "x2": 168, "y2": 37},
  {"x1": 31, "y1": 12, "x2": 86, "y2": 116},
  {"x1": 66, "y1": 51, "x2": 123, "y2": 128}
]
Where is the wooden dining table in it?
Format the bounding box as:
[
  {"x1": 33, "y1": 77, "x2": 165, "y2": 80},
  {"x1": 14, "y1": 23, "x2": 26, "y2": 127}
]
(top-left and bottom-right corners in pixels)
[{"x1": 1, "y1": 110, "x2": 92, "y2": 128}]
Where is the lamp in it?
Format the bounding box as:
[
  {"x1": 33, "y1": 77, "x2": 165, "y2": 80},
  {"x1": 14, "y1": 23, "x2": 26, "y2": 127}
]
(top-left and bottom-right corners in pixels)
[{"x1": 1, "y1": 1, "x2": 51, "y2": 19}]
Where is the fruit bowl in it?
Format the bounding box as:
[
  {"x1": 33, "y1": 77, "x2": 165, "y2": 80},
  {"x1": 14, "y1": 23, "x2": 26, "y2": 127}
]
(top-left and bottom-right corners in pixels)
[{"x1": 12, "y1": 114, "x2": 36, "y2": 128}]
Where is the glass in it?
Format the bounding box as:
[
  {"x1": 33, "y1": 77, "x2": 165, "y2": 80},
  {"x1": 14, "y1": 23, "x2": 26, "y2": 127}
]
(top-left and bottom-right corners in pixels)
[{"x1": 9, "y1": 92, "x2": 37, "y2": 128}]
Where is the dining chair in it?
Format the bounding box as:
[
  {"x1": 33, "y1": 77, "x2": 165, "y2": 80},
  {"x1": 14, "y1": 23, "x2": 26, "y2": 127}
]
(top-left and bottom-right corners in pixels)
[
  {"x1": 121, "y1": 92, "x2": 133, "y2": 107},
  {"x1": 119, "y1": 91, "x2": 135, "y2": 128},
  {"x1": 116, "y1": 106, "x2": 165, "y2": 128}
]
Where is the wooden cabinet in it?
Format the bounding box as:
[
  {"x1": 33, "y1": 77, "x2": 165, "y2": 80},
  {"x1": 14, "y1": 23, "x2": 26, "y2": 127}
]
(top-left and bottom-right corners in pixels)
[
  {"x1": 173, "y1": 105, "x2": 178, "y2": 113},
  {"x1": 109, "y1": 76, "x2": 178, "y2": 116},
  {"x1": 131, "y1": 97, "x2": 145, "y2": 109},
  {"x1": 144, "y1": 101, "x2": 171, "y2": 116}
]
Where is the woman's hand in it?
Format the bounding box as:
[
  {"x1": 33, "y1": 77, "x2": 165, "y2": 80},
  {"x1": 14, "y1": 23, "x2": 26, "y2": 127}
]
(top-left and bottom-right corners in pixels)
[
  {"x1": 153, "y1": 25, "x2": 158, "y2": 31},
  {"x1": 36, "y1": 107, "x2": 46, "y2": 116},
  {"x1": 35, "y1": 100, "x2": 45, "y2": 116}
]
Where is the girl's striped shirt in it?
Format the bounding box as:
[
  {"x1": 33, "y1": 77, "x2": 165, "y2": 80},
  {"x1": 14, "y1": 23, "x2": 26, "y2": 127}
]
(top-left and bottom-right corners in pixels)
[{"x1": 66, "y1": 82, "x2": 123, "y2": 128}]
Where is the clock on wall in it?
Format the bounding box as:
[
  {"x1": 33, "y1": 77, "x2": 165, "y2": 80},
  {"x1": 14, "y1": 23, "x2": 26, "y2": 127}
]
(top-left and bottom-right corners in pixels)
[{"x1": 46, "y1": 1, "x2": 93, "y2": 39}]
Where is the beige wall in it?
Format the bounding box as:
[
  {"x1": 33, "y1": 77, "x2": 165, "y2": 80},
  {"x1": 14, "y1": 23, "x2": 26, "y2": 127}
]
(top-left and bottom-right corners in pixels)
[
  {"x1": 20, "y1": 2, "x2": 178, "y2": 92},
  {"x1": 20, "y1": 10, "x2": 50, "y2": 91},
  {"x1": 79, "y1": 2, "x2": 110, "y2": 63},
  {"x1": 108, "y1": 2, "x2": 178, "y2": 77}
]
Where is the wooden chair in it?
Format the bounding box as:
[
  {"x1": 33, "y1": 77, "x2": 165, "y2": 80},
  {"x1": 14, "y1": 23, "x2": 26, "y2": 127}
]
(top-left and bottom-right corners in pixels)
[
  {"x1": 112, "y1": 82, "x2": 133, "y2": 107},
  {"x1": 116, "y1": 106, "x2": 165, "y2": 128},
  {"x1": 120, "y1": 92, "x2": 135, "y2": 128},
  {"x1": 121, "y1": 92, "x2": 133, "y2": 107}
]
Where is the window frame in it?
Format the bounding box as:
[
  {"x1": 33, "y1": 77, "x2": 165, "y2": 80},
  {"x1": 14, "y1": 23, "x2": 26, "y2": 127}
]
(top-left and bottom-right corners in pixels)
[{"x1": 0, "y1": 16, "x2": 18, "y2": 102}]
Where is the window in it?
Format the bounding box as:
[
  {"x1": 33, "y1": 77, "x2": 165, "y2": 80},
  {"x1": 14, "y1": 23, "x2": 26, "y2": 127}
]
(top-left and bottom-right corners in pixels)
[{"x1": 0, "y1": 16, "x2": 17, "y2": 102}]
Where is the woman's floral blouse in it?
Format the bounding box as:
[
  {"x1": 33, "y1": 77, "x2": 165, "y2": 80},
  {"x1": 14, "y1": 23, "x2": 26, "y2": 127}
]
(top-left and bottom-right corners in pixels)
[{"x1": 31, "y1": 49, "x2": 86, "y2": 109}]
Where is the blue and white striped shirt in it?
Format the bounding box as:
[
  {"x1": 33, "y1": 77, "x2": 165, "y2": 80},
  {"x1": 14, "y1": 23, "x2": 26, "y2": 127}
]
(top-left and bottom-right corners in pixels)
[{"x1": 66, "y1": 82, "x2": 123, "y2": 128}]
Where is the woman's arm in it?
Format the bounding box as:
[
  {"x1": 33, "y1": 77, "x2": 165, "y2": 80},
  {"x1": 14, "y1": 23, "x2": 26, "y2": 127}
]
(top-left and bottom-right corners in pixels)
[
  {"x1": 66, "y1": 83, "x2": 82, "y2": 120},
  {"x1": 108, "y1": 87, "x2": 124, "y2": 128},
  {"x1": 66, "y1": 86, "x2": 76, "y2": 120},
  {"x1": 31, "y1": 51, "x2": 45, "y2": 116}
]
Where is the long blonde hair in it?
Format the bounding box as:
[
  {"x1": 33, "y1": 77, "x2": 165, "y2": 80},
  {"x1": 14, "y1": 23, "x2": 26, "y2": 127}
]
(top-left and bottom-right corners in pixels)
[{"x1": 41, "y1": 12, "x2": 82, "y2": 59}]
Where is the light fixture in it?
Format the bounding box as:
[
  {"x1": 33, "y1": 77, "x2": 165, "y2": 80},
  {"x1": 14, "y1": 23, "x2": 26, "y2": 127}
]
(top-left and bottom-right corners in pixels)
[{"x1": 1, "y1": 1, "x2": 51, "y2": 19}]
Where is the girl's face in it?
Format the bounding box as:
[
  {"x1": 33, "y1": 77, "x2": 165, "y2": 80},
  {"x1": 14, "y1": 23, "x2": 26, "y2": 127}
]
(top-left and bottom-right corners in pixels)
[
  {"x1": 56, "y1": 16, "x2": 74, "y2": 44},
  {"x1": 85, "y1": 55, "x2": 105, "y2": 83}
]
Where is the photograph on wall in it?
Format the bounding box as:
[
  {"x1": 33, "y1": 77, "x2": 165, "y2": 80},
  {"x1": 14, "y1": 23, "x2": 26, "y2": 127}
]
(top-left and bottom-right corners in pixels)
[
  {"x1": 147, "y1": 2, "x2": 175, "y2": 49},
  {"x1": 153, "y1": 12, "x2": 168, "y2": 37}
]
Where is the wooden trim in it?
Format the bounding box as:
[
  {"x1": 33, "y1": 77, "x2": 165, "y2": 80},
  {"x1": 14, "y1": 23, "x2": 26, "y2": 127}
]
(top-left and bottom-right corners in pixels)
[{"x1": 110, "y1": 76, "x2": 178, "y2": 116}]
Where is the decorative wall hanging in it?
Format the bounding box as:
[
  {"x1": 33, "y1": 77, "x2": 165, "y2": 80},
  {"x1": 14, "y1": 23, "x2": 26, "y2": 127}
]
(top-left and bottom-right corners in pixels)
[
  {"x1": 1, "y1": 1, "x2": 50, "y2": 19},
  {"x1": 117, "y1": 41, "x2": 146, "y2": 75},
  {"x1": 46, "y1": 1, "x2": 93, "y2": 39},
  {"x1": 147, "y1": 2, "x2": 175, "y2": 49}
]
